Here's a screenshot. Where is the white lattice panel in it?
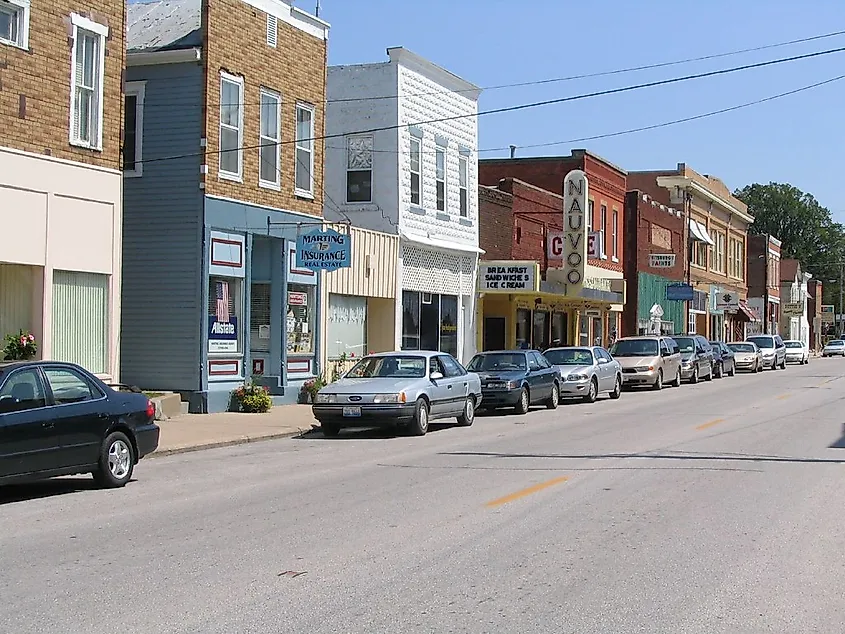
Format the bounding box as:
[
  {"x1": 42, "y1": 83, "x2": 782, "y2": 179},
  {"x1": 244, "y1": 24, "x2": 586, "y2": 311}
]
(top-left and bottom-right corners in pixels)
[{"x1": 402, "y1": 245, "x2": 479, "y2": 295}]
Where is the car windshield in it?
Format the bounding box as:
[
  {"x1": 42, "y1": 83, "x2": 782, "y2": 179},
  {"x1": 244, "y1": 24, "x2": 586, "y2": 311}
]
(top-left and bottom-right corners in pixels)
[
  {"x1": 673, "y1": 337, "x2": 696, "y2": 353},
  {"x1": 467, "y1": 353, "x2": 527, "y2": 372},
  {"x1": 828, "y1": 340, "x2": 844, "y2": 347},
  {"x1": 747, "y1": 336, "x2": 775, "y2": 349},
  {"x1": 609, "y1": 339, "x2": 659, "y2": 357},
  {"x1": 728, "y1": 343, "x2": 755, "y2": 353},
  {"x1": 544, "y1": 348, "x2": 594, "y2": 365},
  {"x1": 785, "y1": 341, "x2": 803, "y2": 348},
  {"x1": 345, "y1": 356, "x2": 426, "y2": 379}
]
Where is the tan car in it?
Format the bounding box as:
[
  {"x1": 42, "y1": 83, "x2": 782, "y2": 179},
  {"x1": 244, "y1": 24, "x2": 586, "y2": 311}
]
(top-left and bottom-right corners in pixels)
[{"x1": 608, "y1": 335, "x2": 683, "y2": 390}]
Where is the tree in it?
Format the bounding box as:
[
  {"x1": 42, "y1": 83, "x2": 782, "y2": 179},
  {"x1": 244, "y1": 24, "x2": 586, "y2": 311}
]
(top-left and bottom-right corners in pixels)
[{"x1": 734, "y1": 182, "x2": 845, "y2": 304}]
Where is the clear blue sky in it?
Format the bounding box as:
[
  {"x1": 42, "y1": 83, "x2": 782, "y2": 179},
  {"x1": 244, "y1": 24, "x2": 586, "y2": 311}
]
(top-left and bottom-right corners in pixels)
[{"x1": 316, "y1": 0, "x2": 845, "y2": 221}]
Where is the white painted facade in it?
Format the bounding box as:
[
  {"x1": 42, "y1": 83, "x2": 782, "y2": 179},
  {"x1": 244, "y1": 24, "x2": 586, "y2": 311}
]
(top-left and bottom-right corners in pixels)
[
  {"x1": 324, "y1": 47, "x2": 482, "y2": 363},
  {"x1": 780, "y1": 266, "x2": 812, "y2": 346}
]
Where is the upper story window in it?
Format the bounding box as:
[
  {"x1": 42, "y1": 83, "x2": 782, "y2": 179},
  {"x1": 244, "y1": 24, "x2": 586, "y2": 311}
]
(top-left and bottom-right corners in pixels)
[
  {"x1": 587, "y1": 199, "x2": 594, "y2": 232},
  {"x1": 123, "y1": 82, "x2": 145, "y2": 177},
  {"x1": 599, "y1": 204, "x2": 607, "y2": 257},
  {"x1": 458, "y1": 153, "x2": 468, "y2": 217},
  {"x1": 258, "y1": 88, "x2": 281, "y2": 189},
  {"x1": 69, "y1": 14, "x2": 108, "y2": 151},
  {"x1": 0, "y1": 0, "x2": 29, "y2": 49},
  {"x1": 295, "y1": 103, "x2": 315, "y2": 197},
  {"x1": 409, "y1": 136, "x2": 421, "y2": 206},
  {"x1": 219, "y1": 72, "x2": 244, "y2": 180},
  {"x1": 435, "y1": 144, "x2": 446, "y2": 212},
  {"x1": 693, "y1": 240, "x2": 707, "y2": 268},
  {"x1": 709, "y1": 230, "x2": 726, "y2": 274},
  {"x1": 729, "y1": 237, "x2": 745, "y2": 280},
  {"x1": 346, "y1": 134, "x2": 373, "y2": 203},
  {"x1": 611, "y1": 208, "x2": 618, "y2": 259}
]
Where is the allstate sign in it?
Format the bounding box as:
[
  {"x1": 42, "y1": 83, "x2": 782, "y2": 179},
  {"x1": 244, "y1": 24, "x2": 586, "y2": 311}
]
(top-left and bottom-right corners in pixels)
[{"x1": 295, "y1": 229, "x2": 352, "y2": 271}]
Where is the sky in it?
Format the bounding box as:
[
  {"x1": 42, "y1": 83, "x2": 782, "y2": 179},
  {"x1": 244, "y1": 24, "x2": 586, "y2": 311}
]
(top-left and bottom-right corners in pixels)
[{"x1": 315, "y1": 0, "x2": 845, "y2": 222}]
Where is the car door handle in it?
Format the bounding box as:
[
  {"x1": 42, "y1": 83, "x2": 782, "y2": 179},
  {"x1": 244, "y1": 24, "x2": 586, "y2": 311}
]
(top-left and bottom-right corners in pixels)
[
  {"x1": 41, "y1": 421, "x2": 54, "y2": 429},
  {"x1": 97, "y1": 413, "x2": 108, "y2": 420}
]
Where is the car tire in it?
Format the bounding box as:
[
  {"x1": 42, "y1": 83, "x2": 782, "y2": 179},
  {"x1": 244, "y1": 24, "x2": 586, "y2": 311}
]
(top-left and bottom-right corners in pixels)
[
  {"x1": 609, "y1": 375, "x2": 622, "y2": 399},
  {"x1": 714, "y1": 362, "x2": 723, "y2": 379},
  {"x1": 780, "y1": 358, "x2": 787, "y2": 370},
  {"x1": 321, "y1": 423, "x2": 340, "y2": 438},
  {"x1": 690, "y1": 367, "x2": 699, "y2": 384},
  {"x1": 583, "y1": 377, "x2": 599, "y2": 403},
  {"x1": 407, "y1": 398, "x2": 429, "y2": 436},
  {"x1": 728, "y1": 362, "x2": 736, "y2": 377},
  {"x1": 671, "y1": 368, "x2": 682, "y2": 387},
  {"x1": 514, "y1": 387, "x2": 530, "y2": 415},
  {"x1": 457, "y1": 396, "x2": 476, "y2": 426},
  {"x1": 93, "y1": 431, "x2": 135, "y2": 489},
  {"x1": 652, "y1": 370, "x2": 664, "y2": 391},
  {"x1": 546, "y1": 383, "x2": 560, "y2": 410},
  {"x1": 757, "y1": 362, "x2": 764, "y2": 372}
]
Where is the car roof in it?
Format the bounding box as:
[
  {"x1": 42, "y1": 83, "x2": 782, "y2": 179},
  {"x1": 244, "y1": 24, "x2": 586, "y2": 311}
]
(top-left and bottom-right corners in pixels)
[
  {"x1": 544, "y1": 346, "x2": 594, "y2": 351},
  {"x1": 474, "y1": 349, "x2": 532, "y2": 355},
  {"x1": 366, "y1": 350, "x2": 444, "y2": 358},
  {"x1": 614, "y1": 336, "x2": 664, "y2": 341},
  {"x1": 0, "y1": 359, "x2": 87, "y2": 371}
]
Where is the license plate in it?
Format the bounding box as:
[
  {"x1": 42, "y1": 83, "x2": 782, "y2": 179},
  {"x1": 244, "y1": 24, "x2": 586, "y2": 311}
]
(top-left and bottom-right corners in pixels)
[{"x1": 342, "y1": 406, "x2": 361, "y2": 417}]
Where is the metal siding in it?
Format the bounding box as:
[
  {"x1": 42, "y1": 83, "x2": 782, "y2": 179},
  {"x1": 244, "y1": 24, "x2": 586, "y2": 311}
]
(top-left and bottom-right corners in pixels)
[
  {"x1": 121, "y1": 63, "x2": 204, "y2": 391},
  {"x1": 323, "y1": 225, "x2": 398, "y2": 298},
  {"x1": 52, "y1": 270, "x2": 109, "y2": 373},
  {"x1": 0, "y1": 264, "x2": 34, "y2": 338},
  {"x1": 637, "y1": 272, "x2": 686, "y2": 330}
]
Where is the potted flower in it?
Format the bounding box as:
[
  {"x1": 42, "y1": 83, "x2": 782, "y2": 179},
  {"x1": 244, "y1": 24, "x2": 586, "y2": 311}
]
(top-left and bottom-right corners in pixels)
[
  {"x1": 232, "y1": 381, "x2": 272, "y2": 413},
  {"x1": 300, "y1": 376, "x2": 326, "y2": 404},
  {"x1": 3, "y1": 330, "x2": 37, "y2": 361}
]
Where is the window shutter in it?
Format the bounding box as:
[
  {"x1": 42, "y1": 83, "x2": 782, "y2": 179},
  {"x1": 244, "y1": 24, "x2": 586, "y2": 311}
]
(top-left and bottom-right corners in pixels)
[{"x1": 266, "y1": 14, "x2": 277, "y2": 47}]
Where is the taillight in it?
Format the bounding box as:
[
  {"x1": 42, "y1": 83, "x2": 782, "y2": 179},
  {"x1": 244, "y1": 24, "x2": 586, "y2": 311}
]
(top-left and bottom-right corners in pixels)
[{"x1": 145, "y1": 400, "x2": 156, "y2": 420}]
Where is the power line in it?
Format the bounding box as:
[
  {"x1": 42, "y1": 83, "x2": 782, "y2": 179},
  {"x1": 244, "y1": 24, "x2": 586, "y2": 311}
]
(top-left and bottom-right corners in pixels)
[{"x1": 137, "y1": 43, "x2": 845, "y2": 168}]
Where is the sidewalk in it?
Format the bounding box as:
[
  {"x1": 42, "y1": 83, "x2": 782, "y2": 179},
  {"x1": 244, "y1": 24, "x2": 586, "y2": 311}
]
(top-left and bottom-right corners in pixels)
[{"x1": 151, "y1": 404, "x2": 319, "y2": 457}]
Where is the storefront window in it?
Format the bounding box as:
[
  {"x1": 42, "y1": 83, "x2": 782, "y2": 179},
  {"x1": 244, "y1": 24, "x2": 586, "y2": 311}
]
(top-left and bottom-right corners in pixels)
[
  {"x1": 402, "y1": 290, "x2": 458, "y2": 354},
  {"x1": 533, "y1": 311, "x2": 549, "y2": 350},
  {"x1": 439, "y1": 295, "x2": 458, "y2": 357},
  {"x1": 402, "y1": 290, "x2": 421, "y2": 350},
  {"x1": 208, "y1": 276, "x2": 241, "y2": 354},
  {"x1": 592, "y1": 317, "x2": 603, "y2": 346},
  {"x1": 287, "y1": 283, "x2": 315, "y2": 354},
  {"x1": 328, "y1": 294, "x2": 367, "y2": 359},
  {"x1": 551, "y1": 312, "x2": 567, "y2": 347},
  {"x1": 516, "y1": 308, "x2": 531, "y2": 349},
  {"x1": 579, "y1": 314, "x2": 589, "y2": 346}
]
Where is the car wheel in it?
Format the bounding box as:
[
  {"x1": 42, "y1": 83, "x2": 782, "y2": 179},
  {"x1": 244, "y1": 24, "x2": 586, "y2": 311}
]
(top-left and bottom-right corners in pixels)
[
  {"x1": 704, "y1": 363, "x2": 714, "y2": 381},
  {"x1": 457, "y1": 396, "x2": 476, "y2": 426},
  {"x1": 714, "y1": 362, "x2": 723, "y2": 379},
  {"x1": 652, "y1": 370, "x2": 664, "y2": 391},
  {"x1": 609, "y1": 375, "x2": 622, "y2": 399},
  {"x1": 672, "y1": 368, "x2": 682, "y2": 387},
  {"x1": 690, "y1": 367, "x2": 699, "y2": 384},
  {"x1": 408, "y1": 398, "x2": 429, "y2": 436},
  {"x1": 546, "y1": 382, "x2": 560, "y2": 410},
  {"x1": 321, "y1": 423, "x2": 340, "y2": 438},
  {"x1": 780, "y1": 358, "x2": 787, "y2": 370},
  {"x1": 93, "y1": 431, "x2": 135, "y2": 488},
  {"x1": 583, "y1": 376, "x2": 599, "y2": 403},
  {"x1": 514, "y1": 387, "x2": 530, "y2": 415}
]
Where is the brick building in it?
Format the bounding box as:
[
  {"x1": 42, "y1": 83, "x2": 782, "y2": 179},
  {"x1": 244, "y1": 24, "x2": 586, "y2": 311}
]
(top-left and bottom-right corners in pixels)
[
  {"x1": 122, "y1": 0, "x2": 329, "y2": 412},
  {"x1": 746, "y1": 234, "x2": 782, "y2": 336},
  {"x1": 806, "y1": 278, "x2": 824, "y2": 350},
  {"x1": 478, "y1": 151, "x2": 627, "y2": 347},
  {"x1": 622, "y1": 191, "x2": 687, "y2": 336},
  {"x1": 0, "y1": 0, "x2": 125, "y2": 379}
]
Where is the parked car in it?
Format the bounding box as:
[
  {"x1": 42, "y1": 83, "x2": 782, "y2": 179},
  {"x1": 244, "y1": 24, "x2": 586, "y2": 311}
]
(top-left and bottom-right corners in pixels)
[
  {"x1": 783, "y1": 340, "x2": 809, "y2": 364},
  {"x1": 312, "y1": 351, "x2": 482, "y2": 437},
  {"x1": 608, "y1": 336, "x2": 682, "y2": 390},
  {"x1": 673, "y1": 335, "x2": 715, "y2": 383},
  {"x1": 747, "y1": 334, "x2": 786, "y2": 369},
  {"x1": 543, "y1": 346, "x2": 622, "y2": 403},
  {"x1": 709, "y1": 340, "x2": 736, "y2": 378},
  {"x1": 467, "y1": 350, "x2": 560, "y2": 414},
  {"x1": 726, "y1": 341, "x2": 764, "y2": 372},
  {"x1": 0, "y1": 361, "x2": 160, "y2": 488},
  {"x1": 822, "y1": 340, "x2": 845, "y2": 357}
]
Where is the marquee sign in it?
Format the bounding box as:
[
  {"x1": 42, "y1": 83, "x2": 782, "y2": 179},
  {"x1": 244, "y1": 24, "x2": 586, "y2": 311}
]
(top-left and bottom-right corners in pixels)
[{"x1": 561, "y1": 170, "x2": 588, "y2": 297}]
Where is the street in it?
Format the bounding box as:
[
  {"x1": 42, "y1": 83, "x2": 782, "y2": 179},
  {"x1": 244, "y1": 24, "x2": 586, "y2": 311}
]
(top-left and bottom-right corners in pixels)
[{"x1": 3, "y1": 360, "x2": 845, "y2": 633}]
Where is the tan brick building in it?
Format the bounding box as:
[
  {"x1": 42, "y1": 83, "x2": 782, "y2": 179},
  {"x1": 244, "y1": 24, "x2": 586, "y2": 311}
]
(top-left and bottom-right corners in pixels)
[
  {"x1": 123, "y1": 0, "x2": 329, "y2": 412},
  {"x1": 0, "y1": 0, "x2": 125, "y2": 378}
]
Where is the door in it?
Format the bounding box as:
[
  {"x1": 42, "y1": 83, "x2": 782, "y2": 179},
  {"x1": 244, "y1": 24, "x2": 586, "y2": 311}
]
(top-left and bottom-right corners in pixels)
[
  {"x1": 438, "y1": 355, "x2": 468, "y2": 415},
  {"x1": 534, "y1": 352, "x2": 557, "y2": 395},
  {"x1": 664, "y1": 338, "x2": 681, "y2": 377},
  {"x1": 428, "y1": 356, "x2": 452, "y2": 417},
  {"x1": 484, "y1": 317, "x2": 506, "y2": 351},
  {"x1": 41, "y1": 366, "x2": 108, "y2": 469},
  {"x1": 526, "y1": 352, "x2": 548, "y2": 403},
  {"x1": 595, "y1": 348, "x2": 614, "y2": 391},
  {"x1": 0, "y1": 367, "x2": 54, "y2": 477}
]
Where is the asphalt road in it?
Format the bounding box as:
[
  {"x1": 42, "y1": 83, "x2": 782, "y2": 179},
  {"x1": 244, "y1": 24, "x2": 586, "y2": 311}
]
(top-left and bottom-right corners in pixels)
[{"x1": 3, "y1": 359, "x2": 845, "y2": 633}]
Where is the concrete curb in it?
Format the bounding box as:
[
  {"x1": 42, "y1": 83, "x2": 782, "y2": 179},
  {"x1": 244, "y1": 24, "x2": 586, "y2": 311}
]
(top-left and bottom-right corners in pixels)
[{"x1": 149, "y1": 426, "x2": 317, "y2": 458}]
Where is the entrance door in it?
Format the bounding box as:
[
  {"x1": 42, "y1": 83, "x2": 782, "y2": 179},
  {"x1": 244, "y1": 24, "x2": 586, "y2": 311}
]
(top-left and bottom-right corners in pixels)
[
  {"x1": 420, "y1": 293, "x2": 439, "y2": 350},
  {"x1": 484, "y1": 317, "x2": 506, "y2": 351}
]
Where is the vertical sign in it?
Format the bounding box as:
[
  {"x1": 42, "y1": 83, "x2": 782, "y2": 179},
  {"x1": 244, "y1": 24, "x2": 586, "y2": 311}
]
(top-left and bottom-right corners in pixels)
[{"x1": 562, "y1": 170, "x2": 588, "y2": 297}]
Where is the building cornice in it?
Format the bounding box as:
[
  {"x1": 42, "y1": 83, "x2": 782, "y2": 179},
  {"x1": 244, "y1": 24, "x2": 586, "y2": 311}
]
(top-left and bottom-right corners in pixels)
[
  {"x1": 656, "y1": 175, "x2": 754, "y2": 225},
  {"x1": 127, "y1": 47, "x2": 202, "y2": 66},
  {"x1": 388, "y1": 47, "x2": 481, "y2": 101}
]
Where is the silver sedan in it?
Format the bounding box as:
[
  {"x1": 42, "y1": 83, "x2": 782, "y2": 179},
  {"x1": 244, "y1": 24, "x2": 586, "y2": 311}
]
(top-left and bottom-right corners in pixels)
[
  {"x1": 312, "y1": 351, "x2": 482, "y2": 437},
  {"x1": 543, "y1": 346, "x2": 623, "y2": 403},
  {"x1": 727, "y1": 341, "x2": 763, "y2": 372}
]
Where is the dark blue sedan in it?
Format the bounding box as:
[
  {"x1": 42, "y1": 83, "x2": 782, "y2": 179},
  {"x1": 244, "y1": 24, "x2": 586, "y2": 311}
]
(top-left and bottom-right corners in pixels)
[
  {"x1": 466, "y1": 350, "x2": 561, "y2": 414},
  {"x1": 0, "y1": 361, "x2": 160, "y2": 488}
]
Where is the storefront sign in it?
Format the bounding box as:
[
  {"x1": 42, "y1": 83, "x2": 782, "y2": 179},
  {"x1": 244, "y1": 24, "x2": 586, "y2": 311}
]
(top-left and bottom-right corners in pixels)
[
  {"x1": 208, "y1": 316, "x2": 238, "y2": 353},
  {"x1": 561, "y1": 170, "x2": 588, "y2": 296},
  {"x1": 649, "y1": 254, "x2": 676, "y2": 268},
  {"x1": 715, "y1": 291, "x2": 739, "y2": 311},
  {"x1": 782, "y1": 301, "x2": 803, "y2": 316},
  {"x1": 479, "y1": 261, "x2": 538, "y2": 292},
  {"x1": 822, "y1": 304, "x2": 835, "y2": 323},
  {"x1": 295, "y1": 228, "x2": 351, "y2": 271},
  {"x1": 549, "y1": 230, "x2": 601, "y2": 259},
  {"x1": 666, "y1": 283, "x2": 694, "y2": 301}
]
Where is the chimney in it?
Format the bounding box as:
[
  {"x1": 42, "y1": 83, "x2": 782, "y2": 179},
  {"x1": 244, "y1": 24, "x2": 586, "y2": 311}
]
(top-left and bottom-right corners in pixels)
[{"x1": 509, "y1": 145, "x2": 516, "y2": 159}]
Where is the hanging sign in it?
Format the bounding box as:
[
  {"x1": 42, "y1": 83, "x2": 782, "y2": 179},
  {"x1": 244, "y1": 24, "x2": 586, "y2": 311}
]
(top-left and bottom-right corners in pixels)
[
  {"x1": 561, "y1": 170, "x2": 588, "y2": 297},
  {"x1": 782, "y1": 301, "x2": 803, "y2": 316},
  {"x1": 295, "y1": 228, "x2": 351, "y2": 271},
  {"x1": 715, "y1": 291, "x2": 739, "y2": 311}
]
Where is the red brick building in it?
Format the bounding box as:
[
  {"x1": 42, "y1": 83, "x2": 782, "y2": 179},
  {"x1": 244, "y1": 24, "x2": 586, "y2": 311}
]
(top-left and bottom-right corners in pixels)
[{"x1": 746, "y1": 234, "x2": 782, "y2": 336}]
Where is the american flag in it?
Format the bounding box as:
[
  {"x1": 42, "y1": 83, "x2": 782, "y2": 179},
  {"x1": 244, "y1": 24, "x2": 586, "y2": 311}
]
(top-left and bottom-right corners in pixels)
[{"x1": 216, "y1": 281, "x2": 230, "y2": 322}]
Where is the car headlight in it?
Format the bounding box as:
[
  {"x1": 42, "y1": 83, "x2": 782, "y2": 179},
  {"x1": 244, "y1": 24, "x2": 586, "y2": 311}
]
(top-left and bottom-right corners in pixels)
[
  {"x1": 315, "y1": 393, "x2": 337, "y2": 404},
  {"x1": 373, "y1": 392, "x2": 406, "y2": 404},
  {"x1": 568, "y1": 373, "x2": 589, "y2": 381}
]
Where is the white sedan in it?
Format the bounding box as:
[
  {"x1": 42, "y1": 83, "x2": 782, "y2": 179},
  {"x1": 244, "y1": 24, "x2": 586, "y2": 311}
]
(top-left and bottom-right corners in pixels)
[
  {"x1": 822, "y1": 340, "x2": 845, "y2": 357},
  {"x1": 783, "y1": 340, "x2": 809, "y2": 364}
]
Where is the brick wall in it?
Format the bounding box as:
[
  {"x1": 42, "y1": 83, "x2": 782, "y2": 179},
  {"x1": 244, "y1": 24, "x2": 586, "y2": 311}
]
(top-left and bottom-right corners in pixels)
[
  {"x1": 0, "y1": 0, "x2": 125, "y2": 169},
  {"x1": 202, "y1": 0, "x2": 326, "y2": 217},
  {"x1": 478, "y1": 185, "x2": 514, "y2": 260},
  {"x1": 746, "y1": 234, "x2": 767, "y2": 297}
]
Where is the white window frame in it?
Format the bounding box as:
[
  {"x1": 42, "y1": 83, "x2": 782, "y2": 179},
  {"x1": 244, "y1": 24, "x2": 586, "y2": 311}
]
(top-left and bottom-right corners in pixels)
[
  {"x1": 599, "y1": 203, "x2": 608, "y2": 259},
  {"x1": 345, "y1": 134, "x2": 373, "y2": 204},
  {"x1": 587, "y1": 200, "x2": 594, "y2": 232},
  {"x1": 435, "y1": 144, "x2": 447, "y2": 212},
  {"x1": 123, "y1": 82, "x2": 145, "y2": 178},
  {"x1": 0, "y1": 0, "x2": 29, "y2": 50},
  {"x1": 409, "y1": 136, "x2": 422, "y2": 207},
  {"x1": 611, "y1": 208, "x2": 618, "y2": 261},
  {"x1": 295, "y1": 102, "x2": 315, "y2": 198},
  {"x1": 68, "y1": 14, "x2": 108, "y2": 151},
  {"x1": 458, "y1": 154, "x2": 468, "y2": 217},
  {"x1": 258, "y1": 87, "x2": 281, "y2": 190},
  {"x1": 218, "y1": 71, "x2": 244, "y2": 181}
]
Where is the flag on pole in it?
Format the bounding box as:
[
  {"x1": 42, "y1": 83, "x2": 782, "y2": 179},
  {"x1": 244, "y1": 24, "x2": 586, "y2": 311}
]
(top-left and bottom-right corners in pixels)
[{"x1": 216, "y1": 281, "x2": 230, "y2": 322}]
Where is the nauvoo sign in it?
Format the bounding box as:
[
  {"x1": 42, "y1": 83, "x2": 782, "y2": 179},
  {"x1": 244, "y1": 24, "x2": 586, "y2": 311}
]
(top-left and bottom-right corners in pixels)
[{"x1": 562, "y1": 170, "x2": 588, "y2": 296}]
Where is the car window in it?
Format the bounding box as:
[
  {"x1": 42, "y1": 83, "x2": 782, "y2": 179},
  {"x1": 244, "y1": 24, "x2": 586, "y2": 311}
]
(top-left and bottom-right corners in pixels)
[
  {"x1": 545, "y1": 348, "x2": 594, "y2": 365},
  {"x1": 467, "y1": 353, "x2": 527, "y2": 372},
  {"x1": 660, "y1": 340, "x2": 670, "y2": 355},
  {"x1": 748, "y1": 336, "x2": 775, "y2": 349},
  {"x1": 785, "y1": 341, "x2": 803, "y2": 348},
  {"x1": 728, "y1": 343, "x2": 754, "y2": 352},
  {"x1": 673, "y1": 337, "x2": 695, "y2": 353},
  {"x1": 346, "y1": 355, "x2": 427, "y2": 378},
  {"x1": 438, "y1": 355, "x2": 463, "y2": 378},
  {"x1": 527, "y1": 353, "x2": 542, "y2": 371},
  {"x1": 0, "y1": 368, "x2": 48, "y2": 413},
  {"x1": 594, "y1": 348, "x2": 608, "y2": 362},
  {"x1": 43, "y1": 367, "x2": 99, "y2": 405},
  {"x1": 609, "y1": 339, "x2": 659, "y2": 357}
]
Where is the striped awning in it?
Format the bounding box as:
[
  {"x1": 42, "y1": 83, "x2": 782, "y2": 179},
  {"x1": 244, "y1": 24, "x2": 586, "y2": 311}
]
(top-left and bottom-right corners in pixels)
[{"x1": 688, "y1": 219, "x2": 715, "y2": 246}]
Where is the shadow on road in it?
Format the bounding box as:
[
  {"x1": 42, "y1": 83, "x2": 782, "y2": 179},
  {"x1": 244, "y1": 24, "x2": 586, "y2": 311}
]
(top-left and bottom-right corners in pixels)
[
  {"x1": 299, "y1": 422, "x2": 458, "y2": 440},
  {"x1": 440, "y1": 450, "x2": 845, "y2": 465},
  {"x1": 0, "y1": 477, "x2": 110, "y2": 505},
  {"x1": 828, "y1": 424, "x2": 845, "y2": 449}
]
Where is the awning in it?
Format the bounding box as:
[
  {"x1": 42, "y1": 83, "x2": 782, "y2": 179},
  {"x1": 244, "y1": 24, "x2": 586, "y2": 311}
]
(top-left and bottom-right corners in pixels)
[
  {"x1": 688, "y1": 219, "x2": 715, "y2": 246},
  {"x1": 736, "y1": 299, "x2": 761, "y2": 322},
  {"x1": 400, "y1": 230, "x2": 485, "y2": 255}
]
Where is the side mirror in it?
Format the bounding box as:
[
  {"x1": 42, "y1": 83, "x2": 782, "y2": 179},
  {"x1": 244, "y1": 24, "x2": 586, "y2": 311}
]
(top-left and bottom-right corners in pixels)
[
  {"x1": 598, "y1": 357, "x2": 609, "y2": 364},
  {"x1": 430, "y1": 371, "x2": 444, "y2": 381}
]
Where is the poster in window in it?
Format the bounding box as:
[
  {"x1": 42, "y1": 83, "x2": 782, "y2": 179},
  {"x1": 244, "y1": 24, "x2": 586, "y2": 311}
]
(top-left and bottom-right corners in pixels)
[{"x1": 287, "y1": 286, "x2": 314, "y2": 353}]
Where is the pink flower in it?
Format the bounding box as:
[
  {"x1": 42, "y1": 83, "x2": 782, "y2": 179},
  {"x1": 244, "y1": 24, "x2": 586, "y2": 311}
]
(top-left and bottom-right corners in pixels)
[
  {"x1": 27, "y1": 334, "x2": 34, "y2": 342},
  {"x1": 19, "y1": 336, "x2": 26, "y2": 345},
  {"x1": 350, "y1": 352, "x2": 355, "y2": 358}
]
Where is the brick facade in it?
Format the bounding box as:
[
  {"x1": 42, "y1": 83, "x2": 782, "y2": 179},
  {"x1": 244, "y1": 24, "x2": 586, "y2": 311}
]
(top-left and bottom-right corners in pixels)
[
  {"x1": 202, "y1": 0, "x2": 327, "y2": 216},
  {"x1": 479, "y1": 149, "x2": 626, "y2": 273},
  {"x1": 478, "y1": 185, "x2": 514, "y2": 261},
  {"x1": 0, "y1": 0, "x2": 125, "y2": 169}
]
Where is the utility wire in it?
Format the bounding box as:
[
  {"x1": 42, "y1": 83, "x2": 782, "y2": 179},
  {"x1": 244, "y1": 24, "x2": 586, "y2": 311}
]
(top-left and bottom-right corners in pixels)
[{"x1": 137, "y1": 43, "x2": 845, "y2": 167}]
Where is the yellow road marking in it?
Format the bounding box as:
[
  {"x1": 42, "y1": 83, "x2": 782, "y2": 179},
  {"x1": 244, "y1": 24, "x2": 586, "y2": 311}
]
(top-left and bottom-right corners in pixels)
[
  {"x1": 776, "y1": 393, "x2": 791, "y2": 400},
  {"x1": 696, "y1": 418, "x2": 725, "y2": 430},
  {"x1": 485, "y1": 476, "x2": 569, "y2": 508}
]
